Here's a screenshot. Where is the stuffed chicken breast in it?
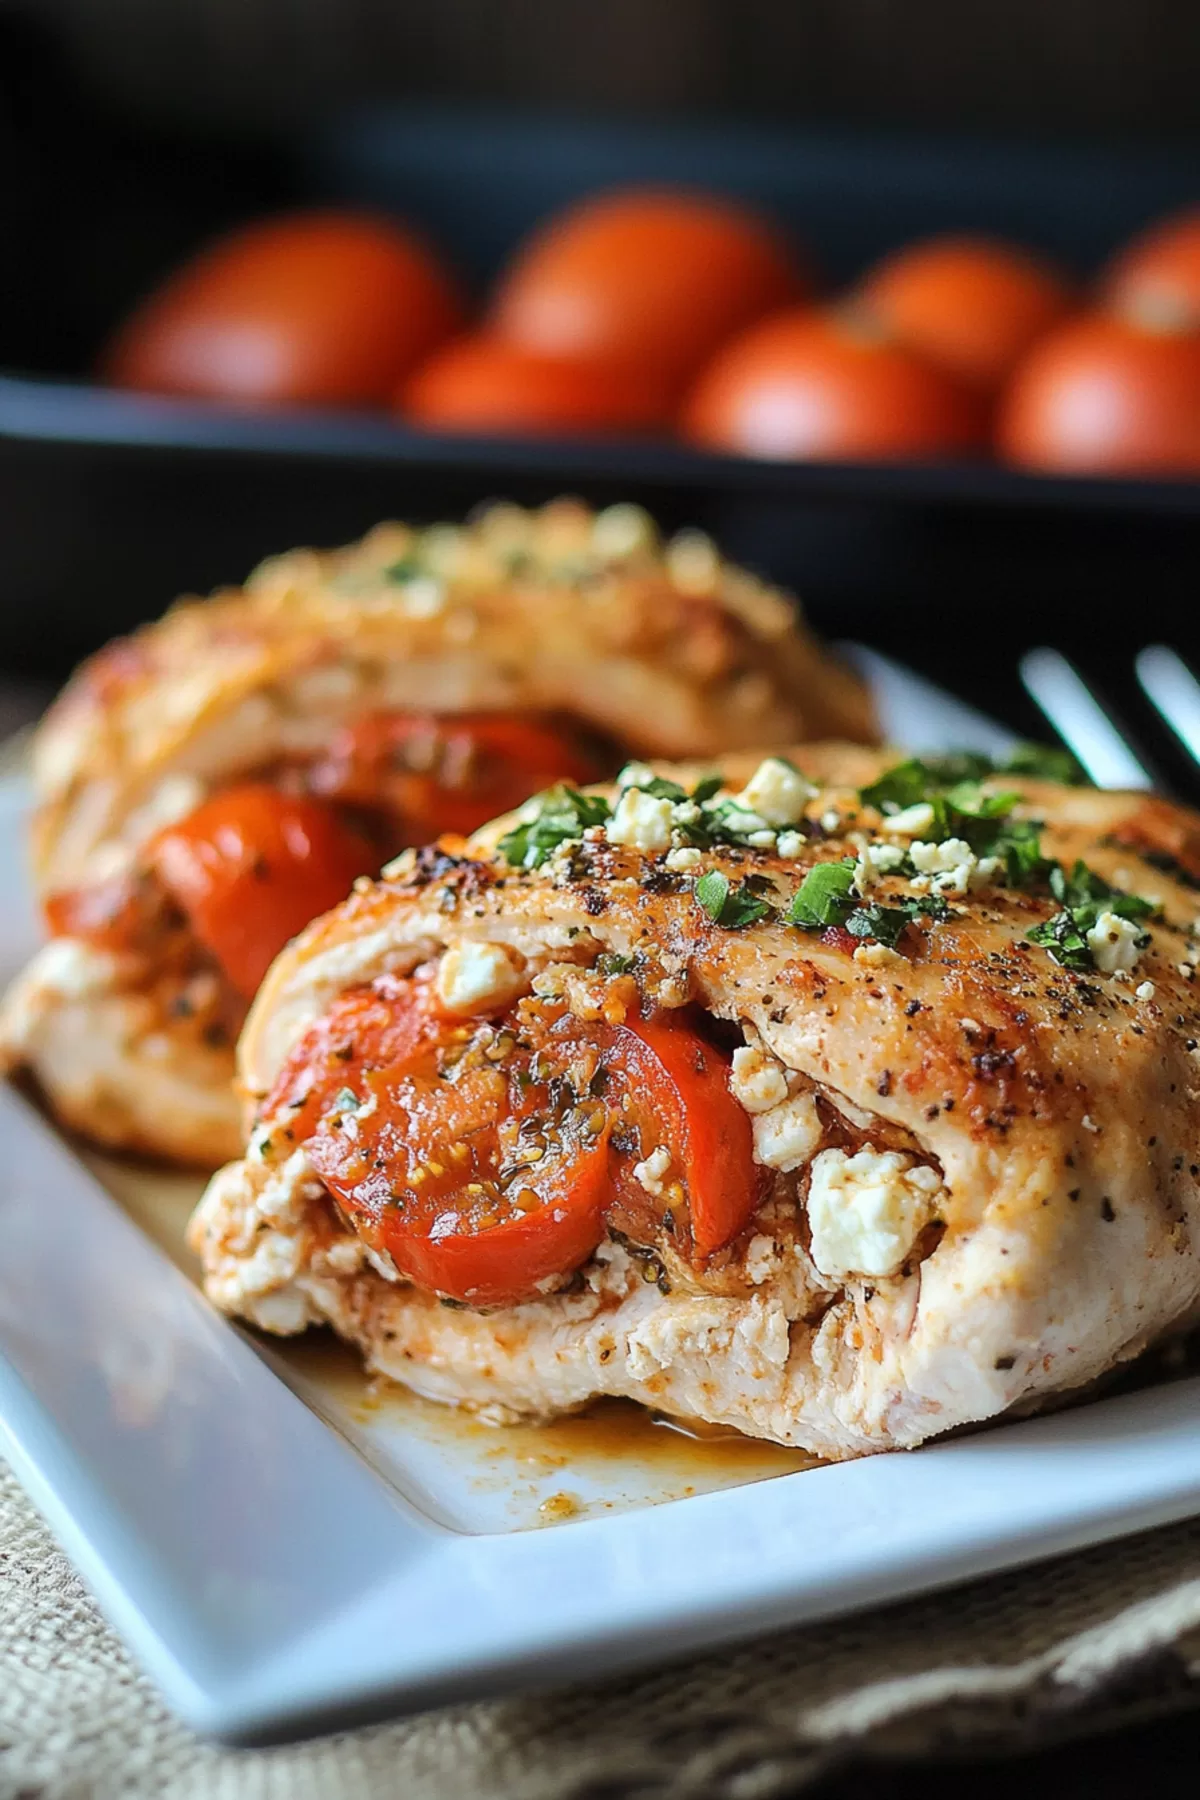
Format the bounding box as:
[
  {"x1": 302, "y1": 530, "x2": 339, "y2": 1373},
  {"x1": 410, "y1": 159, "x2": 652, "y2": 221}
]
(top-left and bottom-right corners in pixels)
[
  {"x1": 0, "y1": 500, "x2": 871, "y2": 1165},
  {"x1": 190, "y1": 742, "x2": 1200, "y2": 1457}
]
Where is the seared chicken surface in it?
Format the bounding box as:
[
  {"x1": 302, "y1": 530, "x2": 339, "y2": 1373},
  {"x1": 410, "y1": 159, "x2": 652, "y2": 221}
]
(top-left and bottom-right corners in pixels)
[
  {"x1": 1, "y1": 501, "x2": 871, "y2": 1164},
  {"x1": 190, "y1": 742, "x2": 1200, "y2": 1457}
]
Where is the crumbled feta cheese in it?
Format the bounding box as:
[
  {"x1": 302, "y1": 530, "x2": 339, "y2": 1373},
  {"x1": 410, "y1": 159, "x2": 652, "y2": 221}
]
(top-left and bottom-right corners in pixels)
[
  {"x1": 670, "y1": 800, "x2": 702, "y2": 827},
  {"x1": 807, "y1": 1147, "x2": 943, "y2": 1280},
  {"x1": 666, "y1": 528, "x2": 721, "y2": 595},
  {"x1": 730, "y1": 1044, "x2": 790, "y2": 1114},
  {"x1": 434, "y1": 941, "x2": 525, "y2": 1015},
  {"x1": 1086, "y1": 909, "x2": 1145, "y2": 974},
  {"x1": 884, "y1": 801, "x2": 936, "y2": 838},
  {"x1": 733, "y1": 757, "x2": 814, "y2": 827},
  {"x1": 607, "y1": 786, "x2": 674, "y2": 851},
  {"x1": 747, "y1": 829, "x2": 778, "y2": 849},
  {"x1": 616, "y1": 761, "x2": 657, "y2": 791},
  {"x1": 1180, "y1": 962, "x2": 1196, "y2": 982},
  {"x1": 908, "y1": 837, "x2": 979, "y2": 896},
  {"x1": 776, "y1": 830, "x2": 805, "y2": 859},
  {"x1": 1136, "y1": 981, "x2": 1156, "y2": 1001},
  {"x1": 665, "y1": 846, "x2": 702, "y2": 873},
  {"x1": 743, "y1": 1234, "x2": 779, "y2": 1285},
  {"x1": 752, "y1": 1091, "x2": 822, "y2": 1172},
  {"x1": 591, "y1": 502, "x2": 656, "y2": 560},
  {"x1": 853, "y1": 840, "x2": 905, "y2": 889},
  {"x1": 397, "y1": 576, "x2": 445, "y2": 618},
  {"x1": 853, "y1": 942, "x2": 904, "y2": 969},
  {"x1": 633, "y1": 1144, "x2": 672, "y2": 1196},
  {"x1": 1082, "y1": 1114, "x2": 1101, "y2": 1133},
  {"x1": 820, "y1": 810, "x2": 842, "y2": 833}
]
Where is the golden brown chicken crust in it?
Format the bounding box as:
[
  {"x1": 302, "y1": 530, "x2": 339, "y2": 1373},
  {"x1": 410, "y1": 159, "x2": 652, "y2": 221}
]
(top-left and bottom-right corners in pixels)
[
  {"x1": 191, "y1": 744, "x2": 1200, "y2": 1456},
  {"x1": 30, "y1": 502, "x2": 873, "y2": 896}
]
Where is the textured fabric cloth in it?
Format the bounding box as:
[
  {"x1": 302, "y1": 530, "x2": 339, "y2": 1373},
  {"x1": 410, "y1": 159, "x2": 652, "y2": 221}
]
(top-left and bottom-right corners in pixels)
[{"x1": 6, "y1": 1457, "x2": 1200, "y2": 1800}]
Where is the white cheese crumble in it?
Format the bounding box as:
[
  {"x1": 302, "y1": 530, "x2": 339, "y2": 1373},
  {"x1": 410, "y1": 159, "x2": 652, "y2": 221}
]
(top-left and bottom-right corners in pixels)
[
  {"x1": 853, "y1": 942, "x2": 904, "y2": 969},
  {"x1": 607, "y1": 786, "x2": 674, "y2": 852},
  {"x1": 1136, "y1": 981, "x2": 1156, "y2": 1001},
  {"x1": 1086, "y1": 909, "x2": 1145, "y2": 975},
  {"x1": 665, "y1": 845, "x2": 702, "y2": 873},
  {"x1": 615, "y1": 761, "x2": 657, "y2": 791},
  {"x1": 908, "y1": 837, "x2": 998, "y2": 896},
  {"x1": 776, "y1": 830, "x2": 805, "y2": 859},
  {"x1": 434, "y1": 941, "x2": 525, "y2": 1015},
  {"x1": 591, "y1": 502, "x2": 656, "y2": 559},
  {"x1": 397, "y1": 575, "x2": 445, "y2": 617},
  {"x1": 807, "y1": 1147, "x2": 943, "y2": 1280},
  {"x1": 883, "y1": 801, "x2": 936, "y2": 838},
  {"x1": 853, "y1": 841, "x2": 905, "y2": 889},
  {"x1": 751, "y1": 1091, "x2": 822, "y2": 1172},
  {"x1": 733, "y1": 757, "x2": 814, "y2": 827},
  {"x1": 633, "y1": 1144, "x2": 672, "y2": 1196},
  {"x1": 730, "y1": 1043, "x2": 790, "y2": 1114}
]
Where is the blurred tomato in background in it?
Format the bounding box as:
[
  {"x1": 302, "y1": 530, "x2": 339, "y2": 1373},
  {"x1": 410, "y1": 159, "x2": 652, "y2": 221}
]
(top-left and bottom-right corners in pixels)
[
  {"x1": 400, "y1": 335, "x2": 673, "y2": 436},
  {"x1": 681, "y1": 306, "x2": 984, "y2": 460},
  {"x1": 855, "y1": 235, "x2": 1074, "y2": 393},
  {"x1": 488, "y1": 189, "x2": 807, "y2": 399},
  {"x1": 102, "y1": 211, "x2": 465, "y2": 407},
  {"x1": 997, "y1": 309, "x2": 1200, "y2": 474}
]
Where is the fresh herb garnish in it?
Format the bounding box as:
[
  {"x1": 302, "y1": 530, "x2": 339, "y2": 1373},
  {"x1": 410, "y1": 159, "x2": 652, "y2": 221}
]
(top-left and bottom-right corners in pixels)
[
  {"x1": 597, "y1": 951, "x2": 638, "y2": 976},
  {"x1": 785, "y1": 860, "x2": 857, "y2": 928},
  {"x1": 496, "y1": 784, "x2": 612, "y2": 870},
  {"x1": 1003, "y1": 742, "x2": 1087, "y2": 785},
  {"x1": 694, "y1": 871, "x2": 772, "y2": 929},
  {"x1": 381, "y1": 554, "x2": 424, "y2": 584},
  {"x1": 844, "y1": 894, "x2": 953, "y2": 948},
  {"x1": 330, "y1": 1087, "x2": 360, "y2": 1114},
  {"x1": 1028, "y1": 865, "x2": 1156, "y2": 969},
  {"x1": 784, "y1": 860, "x2": 951, "y2": 946},
  {"x1": 1049, "y1": 859, "x2": 1157, "y2": 918}
]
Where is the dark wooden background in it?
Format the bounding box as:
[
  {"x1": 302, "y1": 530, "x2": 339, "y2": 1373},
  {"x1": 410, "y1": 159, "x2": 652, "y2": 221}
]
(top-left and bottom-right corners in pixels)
[{"x1": 23, "y1": 0, "x2": 1200, "y2": 141}]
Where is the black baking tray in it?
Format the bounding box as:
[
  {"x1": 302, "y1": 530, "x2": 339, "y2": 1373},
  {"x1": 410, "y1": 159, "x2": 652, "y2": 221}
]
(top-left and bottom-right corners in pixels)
[{"x1": 3, "y1": 106, "x2": 1200, "y2": 698}]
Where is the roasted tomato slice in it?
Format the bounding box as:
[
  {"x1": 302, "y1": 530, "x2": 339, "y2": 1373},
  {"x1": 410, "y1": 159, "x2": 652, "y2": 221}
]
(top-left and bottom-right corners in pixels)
[
  {"x1": 43, "y1": 871, "x2": 160, "y2": 953},
  {"x1": 305, "y1": 1002, "x2": 612, "y2": 1307},
  {"x1": 308, "y1": 710, "x2": 602, "y2": 845},
  {"x1": 262, "y1": 972, "x2": 445, "y2": 1143},
  {"x1": 287, "y1": 977, "x2": 762, "y2": 1307},
  {"x1": 149, "y1": 784, "x2": 375, "y2": 999},
  {"x1": 604, "y1": 1011, "x2": 764, "y2": 1260}
]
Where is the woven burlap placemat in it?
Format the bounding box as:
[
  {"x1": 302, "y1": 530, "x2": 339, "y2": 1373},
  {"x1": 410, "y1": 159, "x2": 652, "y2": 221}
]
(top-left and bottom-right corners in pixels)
[{"x1": 6, "y1": 1458, "x2": 1200, "y2": 1799}]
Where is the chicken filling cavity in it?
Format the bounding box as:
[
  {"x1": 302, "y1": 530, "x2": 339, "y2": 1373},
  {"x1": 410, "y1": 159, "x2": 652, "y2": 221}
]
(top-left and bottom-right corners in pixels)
[
  {"x1": 251, "y1": 948, "x2": 946, "y2": 1312},
  {"x1": 39, "y1": 711, "x2": 607, "y2": 1035}
]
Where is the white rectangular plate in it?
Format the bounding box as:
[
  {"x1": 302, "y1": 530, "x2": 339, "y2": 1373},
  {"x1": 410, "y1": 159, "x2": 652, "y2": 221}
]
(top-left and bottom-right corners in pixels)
[{"x1": 4, "y1": 656, "x2": 1200, "y2": 1746}]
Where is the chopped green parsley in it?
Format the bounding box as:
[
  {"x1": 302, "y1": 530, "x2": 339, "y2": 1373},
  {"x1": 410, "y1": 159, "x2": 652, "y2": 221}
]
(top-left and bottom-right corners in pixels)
[{"x1": 695, "y1": 871, "x2": 773, "y2": 929}]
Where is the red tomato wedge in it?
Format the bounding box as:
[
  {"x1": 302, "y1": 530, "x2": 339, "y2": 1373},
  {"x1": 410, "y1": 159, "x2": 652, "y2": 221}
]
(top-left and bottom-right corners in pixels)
[
  {"x1": 605, "y1": 1011, "x2": 763, "y2": 1260},
  {"x1": 262, "y1": 973, "x2": 444, "y2": 1143},
  {"x1": 150, "y1": 784, "x2": 375, "y2": 1000},
  {"x1": 308, "y1": 710, "x2": 602, "y2": 845},
  {"x1": 286, "y1": 977, "x2": 762, "y2": 1307}
]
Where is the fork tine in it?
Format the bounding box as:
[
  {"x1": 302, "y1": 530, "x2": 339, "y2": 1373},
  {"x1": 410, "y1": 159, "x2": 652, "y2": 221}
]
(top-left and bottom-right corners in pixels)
[
  {"x1": 1019, "y1": 647, "x2": 1154, "y2": 790},
  {"x1": 1135, "y1": 645, "x2": 1200, "y2": 770}
]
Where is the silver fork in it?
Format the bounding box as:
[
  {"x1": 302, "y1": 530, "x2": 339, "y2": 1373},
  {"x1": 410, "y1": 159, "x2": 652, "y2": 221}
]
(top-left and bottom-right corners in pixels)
[{"x1": 1020, "y1": 645, "x2": 1200, "y2": 790}]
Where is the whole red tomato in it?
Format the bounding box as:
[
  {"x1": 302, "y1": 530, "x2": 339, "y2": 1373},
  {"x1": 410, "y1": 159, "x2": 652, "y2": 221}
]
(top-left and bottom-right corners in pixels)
[
  {"x1": 1102, "y1": 209, "x2": 1200, "y2": 329},
  {"x1": 489, "y1": 189, "x2": 807, "y2": 397},
  {"x1": 681, "y1": 306, "x2": 984, "y2": 462},
  {"x1": 857, "y1": 235, "x2": 1074, "y2": 393},
  {"x1": 401, "y1": 335, "x2": 672, "y2": 436},
  {"x1": 997, "y1": 310, "x2": 1200, "y2": 476},
  {"x1": 102, "y1": 211, "x2": 465, "y2": 408}
]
